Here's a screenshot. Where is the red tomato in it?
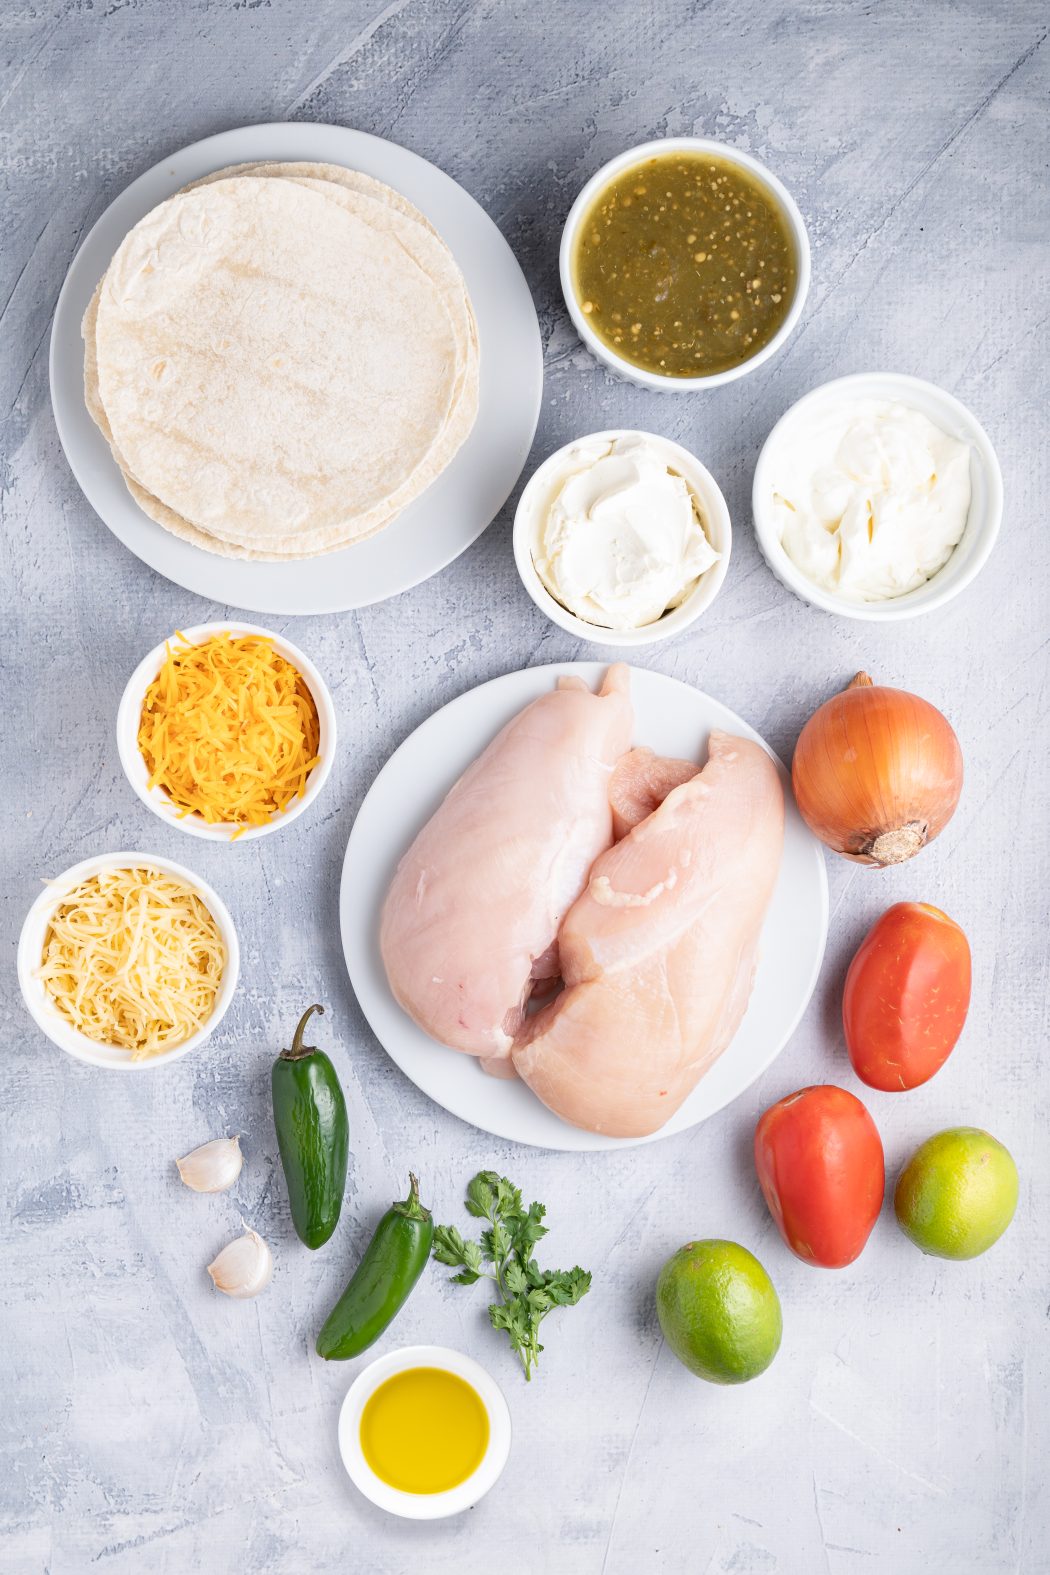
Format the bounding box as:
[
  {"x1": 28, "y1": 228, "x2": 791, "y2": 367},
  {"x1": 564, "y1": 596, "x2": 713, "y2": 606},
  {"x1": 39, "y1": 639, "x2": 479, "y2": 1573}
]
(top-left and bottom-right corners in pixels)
[
  {"x1": 754, "y1": 1086, "x2": 884, "y2": 1268},
  {"x1": 843, "y1": 902, "x2": 971, "y2": 1091}
]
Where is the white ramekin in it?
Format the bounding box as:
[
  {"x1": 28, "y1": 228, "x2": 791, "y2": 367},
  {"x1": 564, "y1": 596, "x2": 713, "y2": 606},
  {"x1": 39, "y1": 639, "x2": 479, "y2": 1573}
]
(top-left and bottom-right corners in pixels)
[
  {"x1": 512, "y1": 429, "x2": 731, "y2": 647},
  {"x1": 17, "y1": 851, "x2": 239, "y2": 1071},
  {"x1": 559, "y1": 137, "x2": 811, "y2": 392},
  {"x1": 752, "y1": 372, "x2": 1004, "y2": 621},
  {"x1": 337, "y1": 1345, "x2": 512, "y2": 1519},
  {"x1": 117, "y1": 622, "x2": 336, "y2": 841}
]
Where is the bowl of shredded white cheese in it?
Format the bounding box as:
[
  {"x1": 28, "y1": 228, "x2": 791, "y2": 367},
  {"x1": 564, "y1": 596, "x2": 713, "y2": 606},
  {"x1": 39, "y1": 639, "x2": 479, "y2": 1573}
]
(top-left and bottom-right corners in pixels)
[
  {"x1": 17, "y1": 853, "x2": 239, "y2": 1069},
  {"x1": 752, "y1": 373, "x2": 1002, "y2": 620}
]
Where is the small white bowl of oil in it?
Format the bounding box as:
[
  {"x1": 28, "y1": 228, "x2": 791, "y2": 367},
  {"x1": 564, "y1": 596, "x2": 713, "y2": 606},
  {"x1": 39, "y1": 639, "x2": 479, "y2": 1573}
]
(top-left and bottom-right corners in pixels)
[{"x1": 337, "y1": 1344, "x2": 512, "y2": 1519}]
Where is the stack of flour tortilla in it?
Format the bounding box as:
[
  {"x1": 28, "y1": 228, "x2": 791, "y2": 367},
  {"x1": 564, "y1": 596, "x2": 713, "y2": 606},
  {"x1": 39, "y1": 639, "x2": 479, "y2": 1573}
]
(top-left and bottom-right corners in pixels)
[{"x1": 83, "y1": 162, "x2": 479, "y2": 559}]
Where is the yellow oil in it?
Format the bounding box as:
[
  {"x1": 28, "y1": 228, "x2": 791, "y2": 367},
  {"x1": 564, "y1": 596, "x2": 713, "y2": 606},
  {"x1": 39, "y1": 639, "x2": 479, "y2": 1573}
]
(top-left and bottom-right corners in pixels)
[{"x1": 360, "y1": 1366, "x2": 490, "y2": 1494}]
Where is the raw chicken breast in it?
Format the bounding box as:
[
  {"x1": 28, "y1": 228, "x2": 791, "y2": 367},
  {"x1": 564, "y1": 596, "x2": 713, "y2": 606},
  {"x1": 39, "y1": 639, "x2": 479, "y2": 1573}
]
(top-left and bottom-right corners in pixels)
[
  {"x1": 512, "y1": 730, "x2": 784, "y2": 1136},
  {"x1": 609, "y1": 746, "x2": 698, "y2": 839},
  {"x1": 380, "y1": 666, "x2": 633, "y2": 1063}
]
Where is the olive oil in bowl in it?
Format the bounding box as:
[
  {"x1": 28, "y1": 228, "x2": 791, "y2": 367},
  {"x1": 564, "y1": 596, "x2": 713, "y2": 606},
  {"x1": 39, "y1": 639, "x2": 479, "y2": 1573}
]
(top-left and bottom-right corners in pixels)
[
  {"x1": 339, "y1": 1347, "x2": 511, "y2": 1517},
  {"x1": 360, "y1": 1366, "x2": 490, "y2": 1494}
]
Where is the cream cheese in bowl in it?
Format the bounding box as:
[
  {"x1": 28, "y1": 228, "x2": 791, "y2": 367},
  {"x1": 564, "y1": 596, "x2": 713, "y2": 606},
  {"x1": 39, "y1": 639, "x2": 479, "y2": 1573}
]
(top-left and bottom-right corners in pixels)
[
  {"x1": 532, "y1": 434, "x2": 719, "y2": 628},
  {"x1": 771, "y1": 400, "x2": 972, "y2": 601},
  {"x1": 516, "y1": 431, "x2": 727, "y2": 644}
]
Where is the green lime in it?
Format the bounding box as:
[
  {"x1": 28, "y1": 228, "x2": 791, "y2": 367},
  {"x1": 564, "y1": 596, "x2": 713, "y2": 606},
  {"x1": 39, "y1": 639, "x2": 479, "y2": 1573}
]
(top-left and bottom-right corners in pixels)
[
  {"x1": 894, "y1": 1127, "x2": 1018, "y2": 1260},
  {"x1": 656, "y1": 1239, "x2": 782, "y2": 1384}
]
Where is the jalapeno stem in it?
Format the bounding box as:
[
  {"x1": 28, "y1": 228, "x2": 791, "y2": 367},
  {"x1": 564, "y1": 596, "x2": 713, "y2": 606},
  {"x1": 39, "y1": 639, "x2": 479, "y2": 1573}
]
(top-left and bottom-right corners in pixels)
[
  {"x1": 393, "y1": 1172, "x2": 431, "y2": 1223},
  {"x1": 282, "y1": 1003, "x2": 324, "y2": 1061}
]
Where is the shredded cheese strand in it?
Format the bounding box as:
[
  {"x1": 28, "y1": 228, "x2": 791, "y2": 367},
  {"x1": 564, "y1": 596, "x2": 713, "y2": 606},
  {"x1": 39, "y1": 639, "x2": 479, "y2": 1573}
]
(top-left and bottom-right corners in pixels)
[
  {"x1": 138, "y1": 633, "x2": 321, "y2": 837},
  {"x1": 37, "y1": 866, "x2": 225, "y2": 1059}
]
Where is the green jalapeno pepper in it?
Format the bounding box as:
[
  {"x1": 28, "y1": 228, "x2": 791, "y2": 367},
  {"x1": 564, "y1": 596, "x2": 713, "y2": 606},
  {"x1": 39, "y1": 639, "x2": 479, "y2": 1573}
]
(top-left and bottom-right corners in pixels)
[
  {"x1": 272, "y1": 1004, "x2": 348, "y2": 1250},
  {"x1": 316, "y1": 1173, "x2": 433, "y2": 1360}
]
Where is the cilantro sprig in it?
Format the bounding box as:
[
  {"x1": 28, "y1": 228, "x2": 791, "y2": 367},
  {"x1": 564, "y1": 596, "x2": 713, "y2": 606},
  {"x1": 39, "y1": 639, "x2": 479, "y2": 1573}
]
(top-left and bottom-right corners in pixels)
[{"x1": 433, "y1": 1171, "x2": 591, "y2": 1381}]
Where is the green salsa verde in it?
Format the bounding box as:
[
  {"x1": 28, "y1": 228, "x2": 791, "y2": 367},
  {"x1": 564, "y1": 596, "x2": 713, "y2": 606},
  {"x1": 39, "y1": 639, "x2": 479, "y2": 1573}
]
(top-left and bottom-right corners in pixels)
[{"x1": 571, "y1": 152, "x2": 798, "y2": 378}]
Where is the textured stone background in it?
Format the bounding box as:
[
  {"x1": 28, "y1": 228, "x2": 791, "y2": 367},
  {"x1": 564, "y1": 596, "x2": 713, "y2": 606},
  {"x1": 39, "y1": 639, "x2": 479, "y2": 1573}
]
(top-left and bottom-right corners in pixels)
[{"x1": 2, "y1": 2, "x2": 1048, "y2": 1571}]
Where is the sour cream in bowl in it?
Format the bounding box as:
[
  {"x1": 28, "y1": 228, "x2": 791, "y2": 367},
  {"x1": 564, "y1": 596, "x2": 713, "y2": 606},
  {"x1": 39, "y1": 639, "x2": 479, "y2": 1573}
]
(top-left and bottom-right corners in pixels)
[
  {"x1": 752, "y1": 373, "x2": 1002, "y2": 621},
  {"x1": 513, "y1": 430, "x2": 731, "y2": 646}
]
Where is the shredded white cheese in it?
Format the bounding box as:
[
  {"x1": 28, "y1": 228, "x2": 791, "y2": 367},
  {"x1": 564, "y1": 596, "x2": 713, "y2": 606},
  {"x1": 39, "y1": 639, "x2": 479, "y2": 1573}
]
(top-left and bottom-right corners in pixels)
[{"x1": 36, "y1": 866, "x2": 225, "y2": 1058}]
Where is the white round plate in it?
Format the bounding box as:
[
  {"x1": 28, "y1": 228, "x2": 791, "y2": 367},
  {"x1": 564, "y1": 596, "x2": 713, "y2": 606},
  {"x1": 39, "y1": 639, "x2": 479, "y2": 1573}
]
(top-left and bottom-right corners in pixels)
[
  {"x1": 340, "y1": 662, "x2": 829, "y2": 1151},
  {"x1": 49, "y1": 123, "x2": 542, "y2": 616}
]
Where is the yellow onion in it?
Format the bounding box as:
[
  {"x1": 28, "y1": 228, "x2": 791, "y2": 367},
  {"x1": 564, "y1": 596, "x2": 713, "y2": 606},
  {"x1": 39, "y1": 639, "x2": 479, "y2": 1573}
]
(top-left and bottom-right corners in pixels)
[{"x1": 792, "y1": 673, "x2": 963, "y2": 867}]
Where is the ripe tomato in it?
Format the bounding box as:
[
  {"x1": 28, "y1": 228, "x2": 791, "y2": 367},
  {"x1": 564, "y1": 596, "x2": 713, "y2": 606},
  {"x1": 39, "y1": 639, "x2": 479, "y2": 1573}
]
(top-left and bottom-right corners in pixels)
[
  {"x1": 843, "y1": 902, "x2": 971, "y2": 1091},
  {"x1": 754, "y1": 1086, "x2": 884, "y2": 1268}
]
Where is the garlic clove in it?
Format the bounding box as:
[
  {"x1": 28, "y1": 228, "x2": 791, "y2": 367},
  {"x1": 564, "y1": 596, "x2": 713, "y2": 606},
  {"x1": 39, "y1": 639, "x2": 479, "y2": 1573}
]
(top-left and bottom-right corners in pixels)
[
  {"x1": 176, "y1": 1135, "x2": 243, "y2": 1193},
  {"x1": 207, "y1": 1228, "x2": 273, "y2": 1299}
]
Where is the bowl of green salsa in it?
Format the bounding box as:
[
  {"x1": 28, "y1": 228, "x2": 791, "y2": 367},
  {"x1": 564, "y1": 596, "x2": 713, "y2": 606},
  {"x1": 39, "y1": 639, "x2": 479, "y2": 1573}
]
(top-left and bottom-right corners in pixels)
[{"x1": 561, "y1": 138, "x2": 810, "y2": 391}]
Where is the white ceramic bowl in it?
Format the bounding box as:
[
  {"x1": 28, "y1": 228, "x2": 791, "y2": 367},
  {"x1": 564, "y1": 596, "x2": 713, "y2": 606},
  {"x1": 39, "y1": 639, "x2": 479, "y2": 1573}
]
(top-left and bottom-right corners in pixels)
[
  {"x1": 117, "y1": 622, "x2": 336, "y2": 840},
  {"x1": 513, "y1": 429, "x2": 731, "y2": 646},
  {"x1": 752, "y1": 373, "x2": 1004, "y2": 621},
  {"x1": 17, "y1": 851, "x2": 239, "y2": 1070},
  {"x1": 559, "y1": 137, "x2": 811, "y2": 391},
  {"x1": 337, "y1": 1345, "x2": 512, "y2": 1519}
]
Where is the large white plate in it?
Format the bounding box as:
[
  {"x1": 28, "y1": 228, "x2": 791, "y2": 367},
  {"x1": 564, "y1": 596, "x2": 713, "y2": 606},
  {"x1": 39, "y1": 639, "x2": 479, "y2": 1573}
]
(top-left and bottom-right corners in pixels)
[
  {"x1": 340, "y1": 663, "x2": 829, "y2": 1151},
  {"x1": 49, "y1": 123, "x2": 542, "y2": 615}
]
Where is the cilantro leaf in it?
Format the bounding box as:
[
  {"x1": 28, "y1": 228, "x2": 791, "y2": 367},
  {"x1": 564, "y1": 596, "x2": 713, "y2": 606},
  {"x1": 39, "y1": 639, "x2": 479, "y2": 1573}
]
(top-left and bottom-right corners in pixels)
[
  {"x1": 431, "y1": 1225, "x2": 469, "y2": 1267},
  {"x1": 546, "y1": 1267, "x2": 592, "y2": 1305},
  {"x1": 494, "y1": 1175, "x2": 523, "y2": 1218},
  {"x1": 433, "y1": 1171, "x2": 591, "y2": 1380},
  {"x1": 482, "y1": 1219, "x2": 512, "y2": 1263},
  {"x1": 503, "y1": 1259, "x2": 529, "y2": 1295},
  {"x1": 465, "y1": 1171, "x2": 499, "y2": 1220},
  {"x1": 512, "y1": 1201, "x2": 548, "y2": 1254}
]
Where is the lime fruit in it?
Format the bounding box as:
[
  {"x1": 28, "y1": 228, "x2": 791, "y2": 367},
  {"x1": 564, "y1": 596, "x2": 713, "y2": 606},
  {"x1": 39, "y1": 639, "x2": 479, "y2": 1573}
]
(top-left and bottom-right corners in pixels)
[
  {"x1": 894, "y1": 1127, "x2": 1018, "y2": 1260},
  {"x1": 656, "y1": 1239, "x2": 782, "y2": 1383}
]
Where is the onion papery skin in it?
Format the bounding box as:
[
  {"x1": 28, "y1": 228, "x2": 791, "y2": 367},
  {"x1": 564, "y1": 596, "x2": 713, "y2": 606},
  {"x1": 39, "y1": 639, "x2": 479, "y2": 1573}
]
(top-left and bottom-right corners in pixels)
[{"x1": 791, "y1": 674, "x2": 963, "y2": 867}]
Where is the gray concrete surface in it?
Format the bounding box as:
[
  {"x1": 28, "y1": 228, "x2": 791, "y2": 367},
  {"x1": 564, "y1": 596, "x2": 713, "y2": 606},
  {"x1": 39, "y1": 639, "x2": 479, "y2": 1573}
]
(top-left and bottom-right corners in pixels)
[{"x1": 2, "y1": 2, "x2": 1048, "y2": 1571}]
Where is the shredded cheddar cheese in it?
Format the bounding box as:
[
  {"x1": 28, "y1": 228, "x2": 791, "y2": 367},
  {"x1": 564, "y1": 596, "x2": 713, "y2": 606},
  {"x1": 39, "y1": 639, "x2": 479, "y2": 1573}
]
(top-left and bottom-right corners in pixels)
[
  {"x1": 37, "y1": 866, "x2": 225, "y2": 1059},
  {"x1": 138, "y1": 632, "x2": 321, "y2": 836}
]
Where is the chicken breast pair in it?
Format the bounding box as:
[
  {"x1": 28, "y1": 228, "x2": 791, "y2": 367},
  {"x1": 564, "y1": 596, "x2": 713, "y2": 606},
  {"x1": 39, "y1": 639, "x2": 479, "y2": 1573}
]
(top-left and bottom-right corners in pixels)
[{"x1": 380, "y1": 666, "x2": 784, "y2": 1138}]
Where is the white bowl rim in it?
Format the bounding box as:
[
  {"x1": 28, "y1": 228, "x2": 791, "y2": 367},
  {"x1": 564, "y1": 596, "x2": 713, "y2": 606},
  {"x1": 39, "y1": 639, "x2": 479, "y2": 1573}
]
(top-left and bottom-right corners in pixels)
[
  {"x1": 17, "y1": 849, "x2": 240, "y2": 1070},
  {"x1": 512, "y1": 427, "x2": 732, "y2": 647},
  {"x1": 751, "y1": 371, "x2": 1004, "y2": 622},
  {"x1": 559, "y1": 136, "x2": 811, "y2": 392},
  {"x1": 116, "y1": 620, "x2": 337, "y2": 841},
  {"x1": 337, "y1": 1344, "x2": 512, "y2": 1519}
]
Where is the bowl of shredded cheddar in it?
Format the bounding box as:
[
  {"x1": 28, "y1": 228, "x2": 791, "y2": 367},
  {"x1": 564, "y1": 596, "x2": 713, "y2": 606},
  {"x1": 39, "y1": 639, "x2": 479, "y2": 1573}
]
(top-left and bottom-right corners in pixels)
[
  {"x1": 117, "y1": 624, "x2": 336, "y2": 841},
  {"x1": 17, "y1": 853, "x2": 239, "y2": 1068}
]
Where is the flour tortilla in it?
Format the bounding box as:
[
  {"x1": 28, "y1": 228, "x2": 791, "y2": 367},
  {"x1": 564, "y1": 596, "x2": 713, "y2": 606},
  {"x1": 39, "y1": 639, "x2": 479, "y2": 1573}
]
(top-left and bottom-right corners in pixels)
[
  {"x1": 187, "y1": 160, "x2": 444, "y2": 239},
  {"x1": 86, "y1": 270, "x2": 407, "y2": 561},
  {"x1": 96, "y1": 176, "x2": 461, "y2": 536},
  {"x1": 84, "y1": 170, "x2": 480, "y2": 558},
  {"x1": 93, "y1": 177, "x2": 467, "y2": 550},
  {"x1": 85, "y1": 164, "x2": 479, "y2": 558},
  {"x1": 187, "y1": 164, "x2": 480, "y2": 459},
  {"x1": 188, "y1": 164, "x2": 478, "y2": 401},
  {"x1": 170, "y1": 174, "x2": 478, "y2": 550}
]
